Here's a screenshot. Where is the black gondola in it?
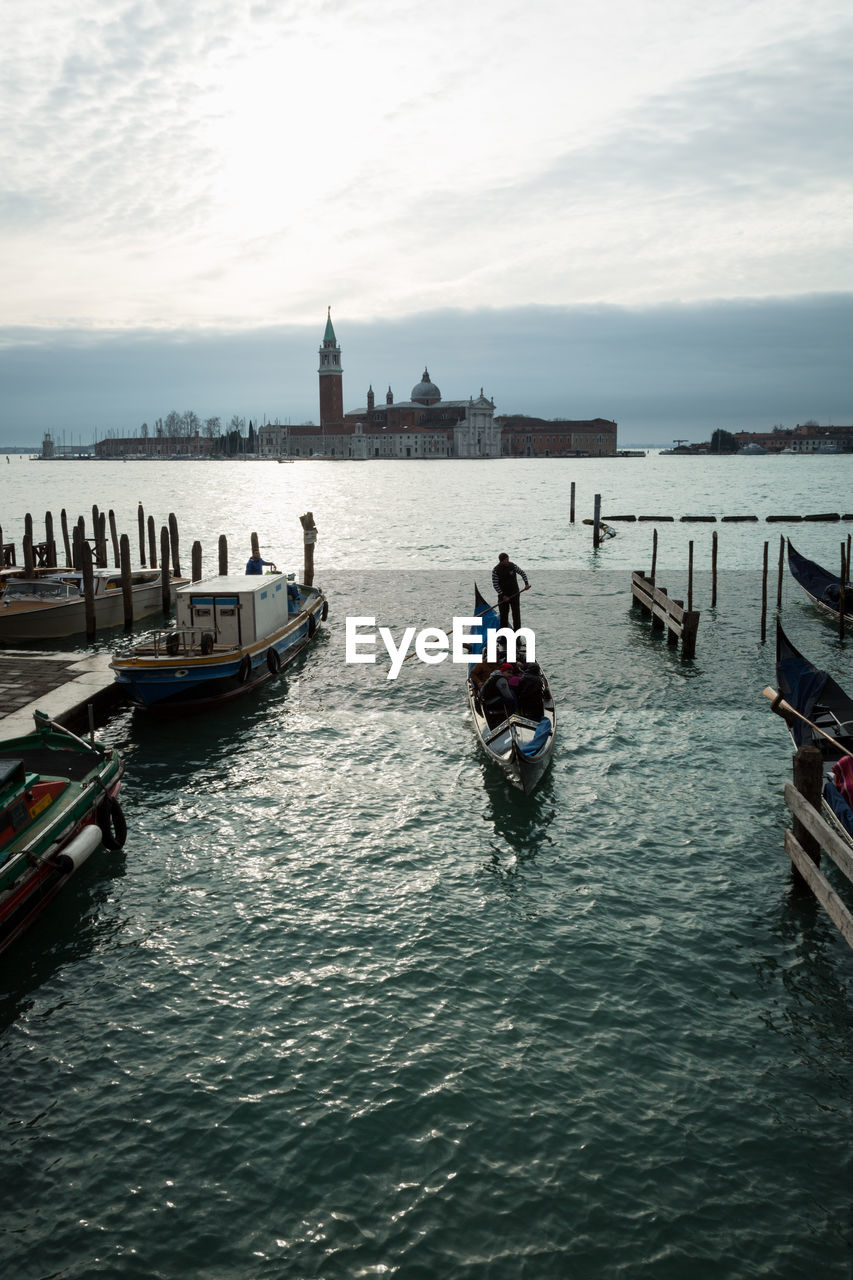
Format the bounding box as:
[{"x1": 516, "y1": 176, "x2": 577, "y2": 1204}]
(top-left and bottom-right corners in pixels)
[
  {"x1": 465, "y1": 585, "x2": 556, "y2": 795},
  {"x1": 787, "y1": 540, "x2": 852, "y2": 621}
]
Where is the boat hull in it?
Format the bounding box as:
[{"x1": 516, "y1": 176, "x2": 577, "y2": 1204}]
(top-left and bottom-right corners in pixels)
[
  {"x1": 111, "y1": 589, "x2": 326, "y2": 710},
  {"x1": 0, "y1": 577, "x2": 181, "y2": 641},
  {"x1": 0, "y1": 718, "x2": 125, "y2": 954}
]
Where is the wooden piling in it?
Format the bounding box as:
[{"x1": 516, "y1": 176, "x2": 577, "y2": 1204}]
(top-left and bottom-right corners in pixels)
[
  {"x1": 147, "y1": 515, "x2": 157, "y2": 568},
  {"x1": 776, "y1": 535, "x2": 784, "y2": 610},
  {"x1": 45, "y1": 511, "x2": 56, "y2": 567},
  {"x1": 761, "y1": 541, "x2": 768, "y2": 643},
  {"x1": 81, "y1": 542, "x2": 96, "y2": 641},
  {"x1": 96, "y1": 512, "x2": 107, "y2": 568},
  {"x1": 192, "y1": 540, "x2": 202, "y2": 582},
  {"x1": 168, "y1": 513, "x2": 181, "y2": 578},
  {"x1": 792, "y1": 745, "x2": 824, "y2": 876},
  {"x1": 92, "y1": 505, "x2": 100, "y2": 560},
  {"x1": 61, "y1": 509, "x2": 72, "y2": 566},
  {"x1": 570, "y1": 482, "x2": 576, "y2": 525},
  {"x1": 108, "y1": 510, "x2": 120, "y2": 567},
  {"x1": 711, "y1": 530, "x2": 718, "y2": 607},
  {"x1": 687, "y1": 541, "x2": 694, "y2": 613},
  {"x1": 75, "y1": 517, "x2": 86, "y2": 570},
  {"x1": 218, "y1": 534, "x2": 228, "y2": 576},
  {"x1": 119, "y1": 534, "x2": 133, "y2": 628},
  {"x1": 138, "y1": 503, "x2": 146, "y2": 567},
  {"x1": 24, "y1": 513, "x2": 33, "y2": 548},
  {"x1": 840, "y1": 543, "x2": 846, "y2": 644},
  {"x1": 650, "y1": 528, "x2": 658, "y2": 583},
  {"x1": 250, "y1": 532, "x2": 260, "y2": 565},
  {"x1": 593, "y1": 494, "x2": 601, "y2": 549},
  {"x1": 23, "y1": 532, "x2": 34, "y2": 577},
  {"x1": 160, "y1": 526, "x2": 171, "y2": 613},
  {"x1": 300, "y1": 512, "x2": 317, "y2": 586}
]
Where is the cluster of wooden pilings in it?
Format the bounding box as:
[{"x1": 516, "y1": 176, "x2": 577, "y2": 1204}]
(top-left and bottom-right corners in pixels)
[
  {"x1": 760, "y1": 533, "x2": 852, "y2": 643},
  {"x1": 1, "y1": 505, "x2": 320, "y2": 641}
]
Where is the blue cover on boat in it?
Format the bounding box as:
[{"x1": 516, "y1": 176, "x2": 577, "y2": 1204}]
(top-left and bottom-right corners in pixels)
[
  {"x1": 823, "y1": 778, "x2": 853, "y2": 837},
  {"x1": 519, "y1": 717, "x2": 552, "y2": 757}
]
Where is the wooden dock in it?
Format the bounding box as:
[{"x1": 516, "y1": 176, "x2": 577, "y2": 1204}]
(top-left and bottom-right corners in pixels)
[{"x1": 0, "y1": 651, "x2": 119, "y2": 736}]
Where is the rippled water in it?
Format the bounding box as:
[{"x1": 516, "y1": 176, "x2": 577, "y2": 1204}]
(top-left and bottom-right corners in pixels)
[{"x1": 1, "y1": 456, "x2": 852, "y2": 1278}]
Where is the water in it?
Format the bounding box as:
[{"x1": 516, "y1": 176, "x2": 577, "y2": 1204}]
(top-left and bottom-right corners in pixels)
[{"x1": 1, "y1": 455, "x2": 852, "y2": 1278}]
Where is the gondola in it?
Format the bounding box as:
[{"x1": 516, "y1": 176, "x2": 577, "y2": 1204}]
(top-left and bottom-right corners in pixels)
[
  {"x1": 774, "y1": 620, "x2": 853, "y2": 850},
  {"x1": 787, "y1": 540, "x2": 852, "y2": 622},
  {"x1": 465, "y1": 585, "x2": 556, "y2": 795}
]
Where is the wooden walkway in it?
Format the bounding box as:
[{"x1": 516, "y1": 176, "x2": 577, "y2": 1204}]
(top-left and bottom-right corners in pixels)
[{"x1": 0, "y1": 652, "x2": 118, "y2": 735}]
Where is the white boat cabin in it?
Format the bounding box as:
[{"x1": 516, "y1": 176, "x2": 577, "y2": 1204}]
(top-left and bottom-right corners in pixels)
[{"x1": 175, "y1": 574, "x2": 299, "y2": 648}]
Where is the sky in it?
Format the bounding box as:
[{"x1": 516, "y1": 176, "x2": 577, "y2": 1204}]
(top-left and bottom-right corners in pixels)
[{"x1": 1, "y1": 0, "x2": 851, "y2": 445}]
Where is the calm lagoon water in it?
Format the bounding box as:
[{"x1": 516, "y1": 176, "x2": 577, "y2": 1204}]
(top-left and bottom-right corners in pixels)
[{"x1": 1, "y1": 454, "x2": 851, "y2": 1278}]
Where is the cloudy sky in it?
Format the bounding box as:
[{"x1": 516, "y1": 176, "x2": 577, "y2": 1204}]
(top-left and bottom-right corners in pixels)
[{"x1": 1, "y1": 0, "x2": 851, "y2": 443}]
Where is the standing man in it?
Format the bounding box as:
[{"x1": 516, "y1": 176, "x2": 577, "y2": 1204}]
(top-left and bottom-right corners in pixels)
[{"x1": 491, "y1": 552, "x2": 530, "y2": 630}]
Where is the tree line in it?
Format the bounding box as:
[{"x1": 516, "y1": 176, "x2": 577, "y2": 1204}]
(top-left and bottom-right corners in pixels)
[{"x1": 135, "y1": 412, "x2": 257, "y2": 455}]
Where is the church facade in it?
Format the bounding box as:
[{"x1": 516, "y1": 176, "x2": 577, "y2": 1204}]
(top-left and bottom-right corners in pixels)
[{"x1": 258, "y1": 311, "x2": 617, "y2": 459}]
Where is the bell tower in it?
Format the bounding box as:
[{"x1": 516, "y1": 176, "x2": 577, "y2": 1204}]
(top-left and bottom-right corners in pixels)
[{"x1": 318, "y1": 307, "x2": 344, "y2": 427}]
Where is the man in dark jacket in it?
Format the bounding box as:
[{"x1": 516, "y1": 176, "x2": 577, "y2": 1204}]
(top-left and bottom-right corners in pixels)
[{"x1": 491, "y1": 553, "x2": 529, "y2": 629}]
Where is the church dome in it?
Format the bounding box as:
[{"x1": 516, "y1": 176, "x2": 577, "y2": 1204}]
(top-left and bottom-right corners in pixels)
[{"x1": 411, "y1": 368, "x2": 441, "y2": 405}]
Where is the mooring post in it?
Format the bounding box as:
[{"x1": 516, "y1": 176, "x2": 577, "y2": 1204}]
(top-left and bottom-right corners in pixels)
[
  {"x1": 23, "y1": 532, "x2": 34, "y2": 577},
  {"x1": 147, "y1": 515, "x2": 157, "y2": 568},
  {"x1": 688, "y1": 540, "x2": 694, "y2": 613},
  {"x1": 160, "y1": 526, "x2": 171, "y2": 613},
  {"x1": 119, "y1": 534, "x2": 133, "y2": 628},
  {"x1": 45, "y1": 511, "x2": 56, "y2": 567},
  {"x1": 792, "y1": 744, "x2": 824, "y2": 881},
  {"x1": 81, "y1": 542, "x2": 96, "y2": 641},
  {"x1": 75, "y1": 517, "x2": 86, "y2": 569},
  {"x1": 650, "y1": 528, "x2": 658, "y2": 583},
  {"x1": 92, "y1": 505, "x2": 100, "y2": 557},
  {"x1": 108, "y1": 510, "x2": 120, "y2": 567},
  {"x1": 24, "y1": 512, "x2": 33, "y2": 551},
  {"x1": 250, "y1": 532, "x2": 260, "y2": 562},
  {"x1": 840, "y1": 543, "x2": 846, "y2": 644},
  {"x1": 61, "y1": 509, "x2": 72, "y2": 567},
  {"x1": 218, "y1": 534, "x2": 228, "y2": 575},
  {"x1": 300, "y1": 512, "x2": 317, "y2": 586},
  {"x1": 168, "y1": 513, "x2": 181, "y2": 578},
  {"x1": 777, "y1": 535, "x2": 784, "y2": 610},
  {"x1": 191, "y1": 540, "x2": 202, "y2": 582},
  {"x1": 761, "y1": 540, "x2": 768, "y2": 643},
  {"x1": 570, "y1": 481, "x2": 576, "y2": 525},
  {"x1": 593, "y1": 494, "x2": 601, "y2": 549},
  {"x1": 711, "y1": 530, "x2": 718, "y2": 607},
  {"x1": 138, "y1": 503, "x2": 146, "y2": 567},
  {"x1": 96, "y1": 512, "x2": 107, "y2": 567}
]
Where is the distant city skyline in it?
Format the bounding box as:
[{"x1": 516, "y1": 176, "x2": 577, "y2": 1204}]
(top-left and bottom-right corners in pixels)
[{"x1": 1, "y1": 2, "x2": 851, "y2": 445}]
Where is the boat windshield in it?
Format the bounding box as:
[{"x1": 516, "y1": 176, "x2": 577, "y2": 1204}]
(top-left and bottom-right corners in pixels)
[{"x1": 2, "y1": 579, "x2": 82, "y2": 601}]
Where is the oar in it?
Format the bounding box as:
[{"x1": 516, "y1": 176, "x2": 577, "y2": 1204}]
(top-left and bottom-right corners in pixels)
[{"x1": 762, "y1": 685, "x2": 849, "y2": 755}]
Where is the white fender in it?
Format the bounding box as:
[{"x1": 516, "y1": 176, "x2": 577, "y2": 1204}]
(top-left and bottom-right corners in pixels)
[{"x1": 54, "y1": 824, "x2": 103, "y2": 876}]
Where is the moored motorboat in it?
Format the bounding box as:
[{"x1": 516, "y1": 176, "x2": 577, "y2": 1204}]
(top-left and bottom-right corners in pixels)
[
  {"x1": 0, "y1": 710, "x2": 125, "y2": 954},
  {"x1": 773, "y1": 621, "x2": 853, "y2": 850},
  {"x1": 110, "y1": 573, "x2": 327, "y2": 710},
  {"x1": 466, "y1": 585, "x2": 555, "y2": 794},
  {"x1": 787, "y1": 540, "x2": 852, "y2": 622},
  {"x1": 0, "y1": 567, "x2": 187, "y2": 642}
]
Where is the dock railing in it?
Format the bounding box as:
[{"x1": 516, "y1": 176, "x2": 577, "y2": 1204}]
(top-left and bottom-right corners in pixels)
[
  {"x1": 630, "y1": 570, "x2": 700, "y2": 659},
  {"x1": 784, "y1": 755, "x2": 853, "y2": 952}
]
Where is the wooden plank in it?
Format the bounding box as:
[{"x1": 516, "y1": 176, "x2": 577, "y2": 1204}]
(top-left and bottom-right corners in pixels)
[
  {"x1": 785, "y1": 830, "x2": 853, "y2": 951},
  {"x1": 785, "y1": 782, "x2": 853, "y2": 884}
]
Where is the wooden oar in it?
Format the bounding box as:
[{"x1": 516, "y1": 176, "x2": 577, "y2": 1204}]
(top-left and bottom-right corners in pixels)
[{"x1": 762, "y1": 685, "x2": 849, "y2": 755}]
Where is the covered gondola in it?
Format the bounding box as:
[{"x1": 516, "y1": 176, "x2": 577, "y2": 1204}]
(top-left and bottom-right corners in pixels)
[{"x1": 465, "y1": 585, "x2": 555, "y2": 795}]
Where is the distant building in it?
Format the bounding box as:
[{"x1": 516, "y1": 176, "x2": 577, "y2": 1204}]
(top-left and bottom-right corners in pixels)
[
  {"x1": 259, "y1": 311, "x2": 501, "y2": 459},
  {"x1": 496, "y1": 415, "x2": 617, "y2": 458},
  {"x1": 258, "y1": 311, "x2": 617, "y2": 460},
  {"x1": 733, "y1": 425, "x2": 853, "y2": 453}
]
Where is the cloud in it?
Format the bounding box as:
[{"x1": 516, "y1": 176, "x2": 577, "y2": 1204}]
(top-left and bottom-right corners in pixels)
[{"x1": 1, "y1": 294, "x2": 850, "y2": 446}]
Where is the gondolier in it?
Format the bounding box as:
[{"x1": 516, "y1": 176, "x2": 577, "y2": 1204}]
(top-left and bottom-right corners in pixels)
[{"x1": 491, "y1": 553, "x2": 529, "y2": 630}]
